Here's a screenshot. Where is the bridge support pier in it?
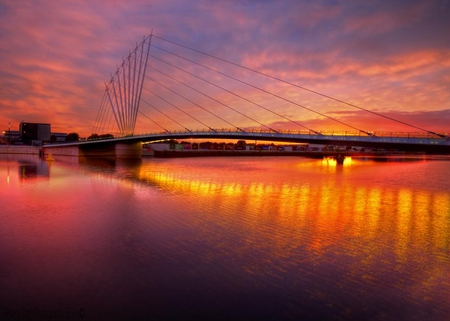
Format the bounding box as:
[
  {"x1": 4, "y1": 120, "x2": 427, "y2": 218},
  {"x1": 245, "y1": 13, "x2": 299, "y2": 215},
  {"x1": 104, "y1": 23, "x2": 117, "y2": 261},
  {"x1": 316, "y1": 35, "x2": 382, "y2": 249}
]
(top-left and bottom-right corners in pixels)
[
  {"x1": 115, "y1": 142, "x2": 142, "y2": 159},
  {"x1": 43, "y1": 145, "x2": 81, "y2": 157},
  {"x1": 42, "y1": 142, "x2": 143, "y2": 159}
]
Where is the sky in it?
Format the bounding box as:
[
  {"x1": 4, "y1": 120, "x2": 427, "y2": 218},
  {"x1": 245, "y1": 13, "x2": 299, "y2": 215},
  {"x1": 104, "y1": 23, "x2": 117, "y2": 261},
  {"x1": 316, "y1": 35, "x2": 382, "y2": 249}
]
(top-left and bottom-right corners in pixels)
[{"x1": 0, "y1": 0, "x2": 449, "y2": 137}]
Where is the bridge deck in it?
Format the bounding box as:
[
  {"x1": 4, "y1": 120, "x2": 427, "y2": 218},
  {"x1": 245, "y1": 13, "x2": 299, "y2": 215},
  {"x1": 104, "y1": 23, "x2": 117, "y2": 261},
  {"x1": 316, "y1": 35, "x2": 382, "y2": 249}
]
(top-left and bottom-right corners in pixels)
[{"x1": 44, "y1": 129, "x2": 450, "y2": 154}]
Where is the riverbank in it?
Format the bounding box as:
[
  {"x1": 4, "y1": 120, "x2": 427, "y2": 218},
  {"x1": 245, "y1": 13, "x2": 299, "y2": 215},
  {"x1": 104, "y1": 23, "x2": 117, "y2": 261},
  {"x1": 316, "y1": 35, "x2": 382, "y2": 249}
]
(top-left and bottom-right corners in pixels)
[
  {"x1": 0, "y1": 145, "x2": 40, "y2": 155},
  {"x1": 1, "y1": 145, "x2": 431, "y2": 160},
  {"x1": 152, "y1": 149, "x2": 390, "y2": 158}
]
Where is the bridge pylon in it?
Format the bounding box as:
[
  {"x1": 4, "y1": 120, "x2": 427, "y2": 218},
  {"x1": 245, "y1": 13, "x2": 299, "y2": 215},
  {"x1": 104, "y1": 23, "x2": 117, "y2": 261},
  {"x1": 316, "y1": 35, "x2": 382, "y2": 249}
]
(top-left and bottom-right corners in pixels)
[{"x1": 96, "y1": 34, "x2": 152, "y2": 137}]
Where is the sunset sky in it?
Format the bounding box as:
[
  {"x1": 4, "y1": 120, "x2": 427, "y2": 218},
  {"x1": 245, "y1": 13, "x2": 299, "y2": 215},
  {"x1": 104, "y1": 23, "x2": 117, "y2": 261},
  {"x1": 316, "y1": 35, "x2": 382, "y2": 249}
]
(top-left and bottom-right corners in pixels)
[{"x1": 1, "y1": 0, "x2": 449, "y2": 137}]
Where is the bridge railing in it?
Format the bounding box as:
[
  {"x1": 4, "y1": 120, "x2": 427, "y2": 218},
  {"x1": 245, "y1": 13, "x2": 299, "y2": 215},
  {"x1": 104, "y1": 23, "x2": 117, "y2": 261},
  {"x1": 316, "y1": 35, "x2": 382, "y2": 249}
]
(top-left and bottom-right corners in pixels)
[
  {"x1": 371, "y1": 131, "x2": 448, "y2": 138},
  {"x1": 43, "y1": 128, "x2": 448, "y2": 147},
  {"x1": 86, "y1": 128, "x2": 448, "y2": 141},
  {"x1": 131, "y1": 129, "x2": 447, "y2": 139},
  {"x1": 309, "y1": 131, "x2": 447, "y2": 138}
]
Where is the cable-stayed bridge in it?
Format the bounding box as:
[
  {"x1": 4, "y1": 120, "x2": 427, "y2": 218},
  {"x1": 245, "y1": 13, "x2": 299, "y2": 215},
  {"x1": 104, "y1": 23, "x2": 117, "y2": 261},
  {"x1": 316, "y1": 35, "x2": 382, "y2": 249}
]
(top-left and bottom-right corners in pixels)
[{"x1": 44, "y1": 34, "x2": 450, "y2": 158}]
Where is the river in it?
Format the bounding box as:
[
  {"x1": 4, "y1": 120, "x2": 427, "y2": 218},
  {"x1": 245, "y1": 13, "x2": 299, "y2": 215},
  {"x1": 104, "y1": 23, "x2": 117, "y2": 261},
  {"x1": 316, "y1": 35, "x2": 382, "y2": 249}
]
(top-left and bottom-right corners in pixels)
[{"x1": 1, "y1": 154, "x2": 449, "y2": 320}]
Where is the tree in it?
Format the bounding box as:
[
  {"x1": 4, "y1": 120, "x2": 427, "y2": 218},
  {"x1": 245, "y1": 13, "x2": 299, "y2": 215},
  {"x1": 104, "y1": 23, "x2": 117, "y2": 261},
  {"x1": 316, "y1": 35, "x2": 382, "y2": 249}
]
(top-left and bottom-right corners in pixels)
[
  {"x1": 88, "y1": 133, "x2": 100, "y2": 140},
  {"x1": 66, "y1": 132, "x2": 80, "y2": 141},
  {"x1": 236, "y1": 140, "x2": 246, "y2": 150},
  {"x1": 99, "y1": 134, "x2": 114, "y2": 139}
]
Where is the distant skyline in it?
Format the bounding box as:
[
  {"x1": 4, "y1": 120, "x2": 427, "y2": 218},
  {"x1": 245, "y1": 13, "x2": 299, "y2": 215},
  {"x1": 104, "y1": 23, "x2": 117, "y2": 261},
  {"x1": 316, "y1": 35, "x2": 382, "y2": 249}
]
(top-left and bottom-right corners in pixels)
[{"x1": 0, "y1": 0, "x2": 449, "y2": 137}]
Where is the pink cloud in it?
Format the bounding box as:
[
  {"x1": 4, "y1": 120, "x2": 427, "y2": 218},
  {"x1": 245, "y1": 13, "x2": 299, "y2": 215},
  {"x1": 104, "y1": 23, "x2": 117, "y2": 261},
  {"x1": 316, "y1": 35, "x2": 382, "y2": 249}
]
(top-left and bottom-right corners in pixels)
[
  {"x1": 0, "y1": 0, "x2": 449, "y2": 139},
  {"x1": 266, "y1": 108, "x2": 450, "y2": 135}
]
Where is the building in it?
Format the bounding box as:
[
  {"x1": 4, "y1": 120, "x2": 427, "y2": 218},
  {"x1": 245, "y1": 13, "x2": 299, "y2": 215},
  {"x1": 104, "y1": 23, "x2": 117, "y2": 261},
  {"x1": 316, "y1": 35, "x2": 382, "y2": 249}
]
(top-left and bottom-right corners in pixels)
[
  {"x1": 1, "y1": 130, "x2": 20, "y2": 144},
  {"x1": 51, "y1": 132, "x2": 68, "y2": 142},
  {"x1": 19, "y1": 122, "x2": 51, "y2": 145}
]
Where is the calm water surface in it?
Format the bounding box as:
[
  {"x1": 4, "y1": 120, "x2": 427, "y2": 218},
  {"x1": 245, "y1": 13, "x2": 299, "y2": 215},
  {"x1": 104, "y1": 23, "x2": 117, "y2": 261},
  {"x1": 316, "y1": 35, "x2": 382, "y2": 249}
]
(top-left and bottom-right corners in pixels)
[{"x1": 1, "y1": 154, "x2": 449, "y2": 320}]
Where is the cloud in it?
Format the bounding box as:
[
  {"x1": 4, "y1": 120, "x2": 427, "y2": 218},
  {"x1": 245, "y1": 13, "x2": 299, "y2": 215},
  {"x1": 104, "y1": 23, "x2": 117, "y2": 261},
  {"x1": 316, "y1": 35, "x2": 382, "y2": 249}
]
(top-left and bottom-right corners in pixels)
[
  {"x1": 0, "y1": 0, "x2": 449, "y2": 137},
  {"x1": 266, "y1": 108, "x2": 450, "y2": 134}
]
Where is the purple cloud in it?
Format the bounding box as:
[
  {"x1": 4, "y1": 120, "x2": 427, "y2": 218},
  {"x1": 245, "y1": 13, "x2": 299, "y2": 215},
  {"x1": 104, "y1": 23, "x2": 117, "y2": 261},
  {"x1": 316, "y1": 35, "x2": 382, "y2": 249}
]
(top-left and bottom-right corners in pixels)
[{"x1": 0, "y1": 0, "x2": 448, "y2": 137}]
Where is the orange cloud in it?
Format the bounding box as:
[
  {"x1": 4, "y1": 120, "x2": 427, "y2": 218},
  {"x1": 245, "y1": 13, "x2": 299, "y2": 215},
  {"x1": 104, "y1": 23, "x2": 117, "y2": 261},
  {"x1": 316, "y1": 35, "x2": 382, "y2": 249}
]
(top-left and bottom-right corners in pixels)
[{"x1": 1, "y1": 1, "x2": 449, "y2": 138}]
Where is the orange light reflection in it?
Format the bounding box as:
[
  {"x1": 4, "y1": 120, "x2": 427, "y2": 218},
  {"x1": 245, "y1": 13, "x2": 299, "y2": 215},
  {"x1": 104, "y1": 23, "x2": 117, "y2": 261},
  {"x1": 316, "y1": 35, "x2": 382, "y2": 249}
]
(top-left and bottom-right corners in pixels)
[{"x1": 136, "y1": 159, "x2": 450, "y2": 264}]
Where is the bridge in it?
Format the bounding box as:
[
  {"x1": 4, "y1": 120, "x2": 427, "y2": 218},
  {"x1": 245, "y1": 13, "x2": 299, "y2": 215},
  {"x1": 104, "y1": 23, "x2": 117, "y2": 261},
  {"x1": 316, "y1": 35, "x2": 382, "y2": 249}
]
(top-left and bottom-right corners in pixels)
[{"x1": 43, "y1": 34, "x2": 450, "y2": 158}]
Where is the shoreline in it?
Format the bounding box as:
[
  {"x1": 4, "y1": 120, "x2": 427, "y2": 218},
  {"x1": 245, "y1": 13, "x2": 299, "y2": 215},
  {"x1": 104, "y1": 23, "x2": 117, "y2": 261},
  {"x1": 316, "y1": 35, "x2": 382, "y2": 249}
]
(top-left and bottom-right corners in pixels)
[
  {"x1": 151, "y1": 149, "x2": 423, "y2": 159},
  {"x1": 2, "y1": 145, "x2": 446, "y2": 160},
  {"x1": 0, "y1": 145, "x2": 40, "y2": 155}
]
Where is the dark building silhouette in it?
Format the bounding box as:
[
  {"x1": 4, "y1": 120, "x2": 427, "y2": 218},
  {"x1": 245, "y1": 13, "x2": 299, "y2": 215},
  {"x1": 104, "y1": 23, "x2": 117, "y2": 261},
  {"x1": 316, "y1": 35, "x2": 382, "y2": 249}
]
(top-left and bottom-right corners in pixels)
[{"x1": 19, "y1": 122, "x2": 51, "y2": 145}]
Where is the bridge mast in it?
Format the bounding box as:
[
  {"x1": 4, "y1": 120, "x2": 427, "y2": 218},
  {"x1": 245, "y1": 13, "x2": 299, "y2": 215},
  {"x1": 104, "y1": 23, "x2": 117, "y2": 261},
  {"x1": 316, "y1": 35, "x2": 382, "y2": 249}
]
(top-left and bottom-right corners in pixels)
[{"x1": 104, "y1": 33, "x2": 152, "y2": 136}]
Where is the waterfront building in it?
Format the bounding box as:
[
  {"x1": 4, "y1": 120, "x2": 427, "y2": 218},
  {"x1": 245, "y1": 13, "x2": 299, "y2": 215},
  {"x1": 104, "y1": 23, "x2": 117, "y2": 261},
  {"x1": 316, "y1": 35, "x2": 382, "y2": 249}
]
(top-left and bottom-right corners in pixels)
[
  {"x1": 19, "y1": 122, "x2": 51, "y2": 145},
  {"x1": 1, "y1": 130, "x2": 20, "y2": 144}
]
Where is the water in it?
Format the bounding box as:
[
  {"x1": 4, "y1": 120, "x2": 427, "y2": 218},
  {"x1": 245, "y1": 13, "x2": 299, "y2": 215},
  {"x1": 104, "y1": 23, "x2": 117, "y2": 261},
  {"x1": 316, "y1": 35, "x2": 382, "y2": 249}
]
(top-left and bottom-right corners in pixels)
[{"x1": 1, "y1": 154, "x2": 449, "y2": 320}]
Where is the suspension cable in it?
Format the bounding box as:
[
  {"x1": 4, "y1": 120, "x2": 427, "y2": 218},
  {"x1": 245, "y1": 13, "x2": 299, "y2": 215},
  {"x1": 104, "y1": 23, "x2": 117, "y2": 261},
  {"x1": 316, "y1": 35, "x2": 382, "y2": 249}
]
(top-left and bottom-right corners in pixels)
[
  {"x1": 137, "y1": 110, "x2": 170, "y2": 133},
  {"x1": 146, "y1": 63, "x2": 276, "y2": 132},
  {"x1": 150, "y1": 44, "x2": 371, "y2": 136},
  {"x1": 112, "y1": 69, "x2": 191, "y2": 132},
  {"x1": 149, "y1": 54, "x2": 317, "y2": 133},
  {"x1": 153, "y1": 35, "x2": 446, "y2": 138},
  {"x1": 124, "y1": 59, "x2": 244, "y2": 132}
]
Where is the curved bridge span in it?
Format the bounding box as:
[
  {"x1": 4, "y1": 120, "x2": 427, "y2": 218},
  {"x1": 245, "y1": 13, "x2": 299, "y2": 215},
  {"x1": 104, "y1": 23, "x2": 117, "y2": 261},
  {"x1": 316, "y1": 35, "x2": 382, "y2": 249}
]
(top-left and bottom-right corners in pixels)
[
  {"x1": 43, "y1": 129, "x2": 450, "y2": 158},
  {"x1": 44, "y1": 34, "x2": 449, "y2": 158}
]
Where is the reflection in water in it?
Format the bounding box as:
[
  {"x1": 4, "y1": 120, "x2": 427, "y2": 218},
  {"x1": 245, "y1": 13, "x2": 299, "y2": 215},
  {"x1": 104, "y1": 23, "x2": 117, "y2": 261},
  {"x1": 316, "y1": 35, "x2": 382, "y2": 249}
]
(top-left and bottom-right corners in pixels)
[
  {"x1": 18, "y1": 161, "x2": 50, "y2": 179},
  {"x1": 0, "y1": 155, "x2": 51, "y2": 181},
  {"x1": 321, "y1": 155, "x2": 352, "y2": 169},
  {"x1": 132, "y1": 157, "x2": 449, "y2": 263},
  {"x1": 1, "y1": 155, "x2": 449, "y2": 320}
]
